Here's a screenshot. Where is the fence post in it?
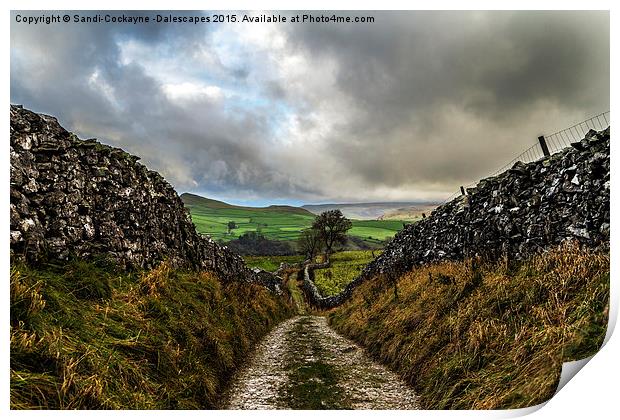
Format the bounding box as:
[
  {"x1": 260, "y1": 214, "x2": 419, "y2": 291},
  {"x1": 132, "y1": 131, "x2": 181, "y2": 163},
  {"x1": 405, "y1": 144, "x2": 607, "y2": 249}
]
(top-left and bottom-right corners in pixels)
[
  {"x1": 460, "y1": 186, "x2": 466, "y2": 196},
  {"x1": 538, "y1": 135, "x2": 550, "y2": 157}
]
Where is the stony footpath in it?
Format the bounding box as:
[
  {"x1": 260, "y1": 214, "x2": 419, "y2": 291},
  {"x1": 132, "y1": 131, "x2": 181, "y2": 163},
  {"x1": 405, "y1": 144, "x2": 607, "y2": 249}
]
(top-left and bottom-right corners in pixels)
[{"x1": 224, "y1": 316, "x2": 419, "y2": 410}]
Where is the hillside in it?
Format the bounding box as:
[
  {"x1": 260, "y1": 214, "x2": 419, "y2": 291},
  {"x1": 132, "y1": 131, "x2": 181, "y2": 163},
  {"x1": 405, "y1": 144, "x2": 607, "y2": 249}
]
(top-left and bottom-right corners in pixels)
[
  {"x1": 379, "y1": 204, "x2": 439, "y2": 221},
  {"x1": 181, "y1": 193, "x2": 315, "y2": 216},
  {"x1": 181, "y1": 193, "x2": 316, "y2": 243},
  {"x1": 180, "y1": 192, "x2": 405, "y2": 245},
  {"x1": 302, "y1": 201, "x2": 438, "y2": 220}
]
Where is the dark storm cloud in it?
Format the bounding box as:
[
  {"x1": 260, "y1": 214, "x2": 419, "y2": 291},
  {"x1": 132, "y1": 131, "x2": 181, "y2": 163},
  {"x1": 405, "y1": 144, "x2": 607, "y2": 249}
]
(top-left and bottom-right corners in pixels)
[
  {"x1": 284, "y1": 11, "x2": 609, "y2": 190},
  {"x1": 10, "y1": 10, "x2": 609, "y2": 203},
  {"x1": 288, "y1": 12, "x2": 608, "y2": 119}
]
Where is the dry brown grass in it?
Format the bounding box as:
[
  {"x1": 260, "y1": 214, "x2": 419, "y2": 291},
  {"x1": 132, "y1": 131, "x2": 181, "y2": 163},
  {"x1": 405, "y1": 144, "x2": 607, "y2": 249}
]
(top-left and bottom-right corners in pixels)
[
  {"x1": 139, "y1": 260, "x2": 173, "y2": 296},
  {"x1": 10, "y1": 259, "x2": 295, "y2": 409},
  {"x1": 328, "y1": 243, "x2": 609, "y2": 409}
]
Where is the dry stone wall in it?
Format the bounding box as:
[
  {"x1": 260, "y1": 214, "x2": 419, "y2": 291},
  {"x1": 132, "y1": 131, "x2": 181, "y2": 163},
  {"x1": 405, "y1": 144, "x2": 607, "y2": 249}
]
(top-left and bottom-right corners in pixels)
[
  {"x1": 303, "y1": 126, "x2": 610, "y2": 309},
  {"x1": 10, "y1": 105, "x2": 281, "y2": 291}
]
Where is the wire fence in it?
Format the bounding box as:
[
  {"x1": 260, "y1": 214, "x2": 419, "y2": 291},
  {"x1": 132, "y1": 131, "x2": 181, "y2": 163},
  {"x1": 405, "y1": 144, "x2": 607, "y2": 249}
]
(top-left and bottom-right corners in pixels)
[
  {"x1": 544, "y1": 111, "x2": 610, "y2": 155},
  {"x1": 441, "y1": 111, "x2": 610, "y2": 204}
]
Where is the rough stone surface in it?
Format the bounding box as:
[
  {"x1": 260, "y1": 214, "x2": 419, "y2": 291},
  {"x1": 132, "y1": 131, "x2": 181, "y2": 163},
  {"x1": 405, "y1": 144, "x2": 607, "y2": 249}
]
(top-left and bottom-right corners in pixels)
[
  {"x1": 10, "y1": 105, "x2": 281, "y2": 290},
  {"x1": 303, "y1": 126, "x2": 610, "y2": 308}
]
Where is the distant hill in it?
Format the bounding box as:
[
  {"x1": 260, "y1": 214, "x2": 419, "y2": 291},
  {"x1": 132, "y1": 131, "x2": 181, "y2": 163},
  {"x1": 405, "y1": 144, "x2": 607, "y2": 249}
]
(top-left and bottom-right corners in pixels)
[
  {"x1": 379, "y1": 204, "x2": 439, "y2": 221},
  {"x1": 302, "y1": 201, "x2": 438, "y2": 220},
  {"x1": 180, "y1": 193, "x2": 316, "y2": 243},
  {"x1": 180, "y1": 193, "x2": 406, "y2": 247},
  {"x1": 181, "y1": 193, "x2": 315, "y2": 216}
]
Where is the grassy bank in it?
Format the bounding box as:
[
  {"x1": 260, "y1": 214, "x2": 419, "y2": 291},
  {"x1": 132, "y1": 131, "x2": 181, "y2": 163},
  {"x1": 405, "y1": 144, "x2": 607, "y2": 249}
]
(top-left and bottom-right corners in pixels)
[
  {"x1": 10, "y1": 259, "x2": 295, "y2": 409},
  {"x1": 328, "y1": 245, "x2": 609, "y2": 409},
  {"x1": 314, "y1": 251, "x2": 381, "y2": 296}
]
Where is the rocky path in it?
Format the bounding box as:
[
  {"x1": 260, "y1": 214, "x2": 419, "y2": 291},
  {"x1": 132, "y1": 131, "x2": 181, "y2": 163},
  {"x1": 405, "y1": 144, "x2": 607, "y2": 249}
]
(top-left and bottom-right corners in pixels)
[{"x1": 224, "y1": 315, "x2": 419, "y2": 410}]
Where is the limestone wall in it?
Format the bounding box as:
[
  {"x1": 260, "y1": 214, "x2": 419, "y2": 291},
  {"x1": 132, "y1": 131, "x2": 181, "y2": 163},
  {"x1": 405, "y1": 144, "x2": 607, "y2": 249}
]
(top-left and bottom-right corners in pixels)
[
  {"x1": 302, "y1": 126, "x2": 610, "y2": 308},
  {"x1": 10, "y1": 105, "x2": 281, "y2": 291}
]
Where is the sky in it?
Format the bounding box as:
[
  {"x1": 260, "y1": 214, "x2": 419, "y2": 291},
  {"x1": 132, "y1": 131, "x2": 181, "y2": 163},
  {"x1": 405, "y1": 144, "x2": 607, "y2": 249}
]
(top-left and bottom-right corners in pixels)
[{"x1": 10, "y1": 10, "x2": 609, "y2": 206}]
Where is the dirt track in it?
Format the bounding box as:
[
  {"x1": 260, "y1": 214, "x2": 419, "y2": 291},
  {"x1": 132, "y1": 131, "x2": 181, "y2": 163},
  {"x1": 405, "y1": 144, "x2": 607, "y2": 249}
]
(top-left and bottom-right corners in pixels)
[{"x1": 224, "y1": 315, "x2": 419, "y2": 410}]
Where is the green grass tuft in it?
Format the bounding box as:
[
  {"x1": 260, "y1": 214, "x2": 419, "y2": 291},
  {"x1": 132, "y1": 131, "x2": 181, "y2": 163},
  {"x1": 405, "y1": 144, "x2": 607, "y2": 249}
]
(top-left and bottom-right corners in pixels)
[
  {"x1": 10, "y1": 259, "x2": 295, "y2": 409},
  {"x1": 279, "y1": 316, "x2": 349, "y2": 409}
]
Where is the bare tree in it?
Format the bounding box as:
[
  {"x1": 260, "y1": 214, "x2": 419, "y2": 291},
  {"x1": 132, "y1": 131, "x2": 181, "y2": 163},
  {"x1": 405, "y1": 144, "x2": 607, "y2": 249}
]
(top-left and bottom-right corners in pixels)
[{"x1": 297, "y1": 228, "x2": 323, "y2": 262}]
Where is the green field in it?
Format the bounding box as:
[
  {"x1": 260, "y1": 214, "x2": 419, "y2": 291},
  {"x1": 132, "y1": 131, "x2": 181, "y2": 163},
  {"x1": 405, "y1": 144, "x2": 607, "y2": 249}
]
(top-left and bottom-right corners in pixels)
[
  {"x1": 347, "y1": 220, "x2": 407, "y2": 241},
  {"x1": 242, "y1": 251, "x2": 381, "y2": 295},
  {"x1": 313, "y1": 250, "x2": 381, "y2": 296},
  {"x1": 243, "y1": 255, "x2": 306, "y2": 272},
  {"x1": 181, "y1": 193, "x2": 406, "y2": 244}
]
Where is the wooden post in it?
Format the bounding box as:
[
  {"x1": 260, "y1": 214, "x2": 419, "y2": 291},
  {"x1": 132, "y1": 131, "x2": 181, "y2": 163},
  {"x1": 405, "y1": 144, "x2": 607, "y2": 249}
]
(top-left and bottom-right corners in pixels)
[
  {"x1": 538, "y1": 135, "x2": 550, "y2": 157},
  {"x1": 460, "y1": 186, "x2": 466, "y2": 196}
]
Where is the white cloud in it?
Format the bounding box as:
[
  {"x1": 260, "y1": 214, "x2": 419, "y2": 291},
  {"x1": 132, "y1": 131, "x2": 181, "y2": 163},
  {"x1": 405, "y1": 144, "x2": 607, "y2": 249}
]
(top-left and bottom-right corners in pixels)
[
  {"x1": 88, "y1": 68, "x2": 121, "y2": 109},
  {"x1": 163, "y1": 82, "x2": 225, "y2": 102}
]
